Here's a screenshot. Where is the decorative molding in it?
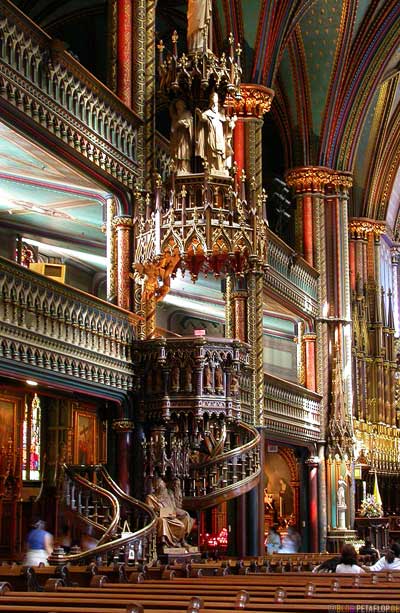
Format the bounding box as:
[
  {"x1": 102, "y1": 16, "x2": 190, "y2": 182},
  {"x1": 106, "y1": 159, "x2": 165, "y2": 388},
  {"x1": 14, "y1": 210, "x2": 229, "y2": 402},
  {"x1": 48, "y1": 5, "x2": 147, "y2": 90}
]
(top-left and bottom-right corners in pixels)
[
  {"x1": 286, "y1": 166, "x2": 353, "y2": 193},
  {"x1": 348, "y1": 217, "x2": 386, "y2": 240},
  {"x1": 230, "y1": 84, "x2": 275, "y2": 118},
  {"x1": 112, "y1": 419, "x2": 135, "y2": 432}
]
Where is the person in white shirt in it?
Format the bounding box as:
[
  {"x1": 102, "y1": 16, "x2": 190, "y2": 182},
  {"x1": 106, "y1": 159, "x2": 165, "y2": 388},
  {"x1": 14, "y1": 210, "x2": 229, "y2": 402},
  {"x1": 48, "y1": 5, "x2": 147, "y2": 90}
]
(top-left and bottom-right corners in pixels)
[
  {"x1": 335, "y1": 543, "x2": 365, "y2": 574},
  {"x1": 368, "y1": 543, "x2": 400, "y2": 571}
]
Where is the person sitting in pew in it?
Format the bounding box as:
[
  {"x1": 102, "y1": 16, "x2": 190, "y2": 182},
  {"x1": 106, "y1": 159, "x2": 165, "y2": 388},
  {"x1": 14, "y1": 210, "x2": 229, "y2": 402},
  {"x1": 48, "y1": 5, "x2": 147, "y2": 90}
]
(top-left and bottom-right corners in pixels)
[
  {"x1": 368, "y1": 542, "x2": 400, "y2": 571},
  {"x1": 312, "y1": 555, "x2": 341, "y2": 573},
  {"x1": 335, "y1": 543, "x2": 365, "y2": 574},
  {"x1": 358, "y1": 538, "x2": 379, "y2": 563}
]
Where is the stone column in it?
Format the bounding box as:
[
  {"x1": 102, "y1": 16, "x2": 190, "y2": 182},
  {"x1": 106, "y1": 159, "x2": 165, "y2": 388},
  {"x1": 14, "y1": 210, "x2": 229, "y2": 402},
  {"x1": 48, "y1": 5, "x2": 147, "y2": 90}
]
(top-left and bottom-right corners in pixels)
[
  {"x1": 304, "y1": 333, "x2": 317, "y2": 392},
  {"x1": 114, "y1": 216, "x2": 133, "y2": 311},
  {"x1": 112, "y1": 418, "x2": 135, "y2": 494}
]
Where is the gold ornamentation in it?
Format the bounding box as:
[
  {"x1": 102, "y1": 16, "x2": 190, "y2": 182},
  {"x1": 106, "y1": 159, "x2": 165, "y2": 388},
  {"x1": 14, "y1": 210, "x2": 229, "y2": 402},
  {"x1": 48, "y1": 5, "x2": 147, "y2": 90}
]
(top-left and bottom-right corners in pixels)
[
  {"x1": 348, "y1": 218, "x2": 386, "y2": 240},
  {"x1": 229, "y1": 84, "x2": 275, "y2": 118},
  {"x1": 286, "y1": 166, "x2": 333, "y2": 193},
  {"x1": 112, "y1": 419, "x2": 135, "y2": 432}
]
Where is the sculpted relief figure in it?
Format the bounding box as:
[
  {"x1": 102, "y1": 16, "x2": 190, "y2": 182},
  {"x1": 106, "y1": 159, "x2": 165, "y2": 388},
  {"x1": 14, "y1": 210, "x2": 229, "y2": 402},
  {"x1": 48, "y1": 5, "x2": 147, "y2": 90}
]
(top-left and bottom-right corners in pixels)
[
  {"x1": 146, "y1": 477, "x2": 193, "y2": 547},
  {"x1": 170, "y1": 99, "x2": 193, "y2": 175},
  {"x1": 187, "y1": 0, "x2": 212, "y2": 53},
  {"x1": 196, "y1": 91, "x2": 236, "y2": 175}
]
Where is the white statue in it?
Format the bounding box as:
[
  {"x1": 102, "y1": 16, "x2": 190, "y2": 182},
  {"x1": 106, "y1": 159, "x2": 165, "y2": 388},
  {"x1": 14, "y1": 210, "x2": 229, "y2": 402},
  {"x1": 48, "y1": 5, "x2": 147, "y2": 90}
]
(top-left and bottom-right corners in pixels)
[
  {"x1": 170, "y1": 99, "x2": 193, "y2": 175},
  {"x1": 195, "y1": 91, "x2": 236, "y2": 175},
  {"x1": 337, "y1": 478, "x2": 347, "y2": 507},
  {"x1": 187, "y1": 0, "x2": 212, "y2": 53}
]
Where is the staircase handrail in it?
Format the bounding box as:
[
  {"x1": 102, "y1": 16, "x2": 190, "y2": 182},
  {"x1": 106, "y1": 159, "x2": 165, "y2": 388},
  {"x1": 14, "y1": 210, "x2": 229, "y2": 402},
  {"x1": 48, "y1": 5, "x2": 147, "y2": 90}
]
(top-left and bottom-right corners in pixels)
[
  {"x1": 95, "y1": 465, "x2": 158, "y2": 522},
  {"x1": 54, "y1": 465, "x2": 157, "y2": 564},
  {"x1": 190, "y1": 422, "x2": 260, "y2": 470},
  {"x1": 63, "y1": 464, "x2": 120, "y2": 546}
]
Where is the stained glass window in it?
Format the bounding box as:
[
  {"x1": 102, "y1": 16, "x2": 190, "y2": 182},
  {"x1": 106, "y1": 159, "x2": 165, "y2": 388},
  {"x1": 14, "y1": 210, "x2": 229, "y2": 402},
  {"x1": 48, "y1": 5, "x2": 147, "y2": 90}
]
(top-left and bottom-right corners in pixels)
[{"x1": 22, "y1": 393, "x2": 41, "y2": 481}]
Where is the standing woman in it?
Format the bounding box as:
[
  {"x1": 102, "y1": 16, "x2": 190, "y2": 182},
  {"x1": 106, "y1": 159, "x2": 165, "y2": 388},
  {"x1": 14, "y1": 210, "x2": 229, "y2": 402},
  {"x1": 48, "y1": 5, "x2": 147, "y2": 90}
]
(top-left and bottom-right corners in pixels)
[{"x1": 24, "y1": 520, "x2": 53, "y2": 566}]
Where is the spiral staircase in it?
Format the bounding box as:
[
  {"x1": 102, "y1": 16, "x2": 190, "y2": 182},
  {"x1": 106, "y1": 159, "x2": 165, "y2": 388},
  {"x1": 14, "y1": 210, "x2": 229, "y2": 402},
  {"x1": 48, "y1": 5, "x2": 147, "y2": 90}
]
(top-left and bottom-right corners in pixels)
[{"x1": 54, "y1": 465, "x2": 157, "y2": 564}]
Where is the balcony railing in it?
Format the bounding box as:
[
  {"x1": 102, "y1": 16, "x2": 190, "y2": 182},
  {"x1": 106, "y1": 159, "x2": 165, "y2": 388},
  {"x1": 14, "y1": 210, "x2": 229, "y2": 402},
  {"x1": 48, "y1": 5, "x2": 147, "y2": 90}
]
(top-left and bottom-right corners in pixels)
[
  {"x1": 0, "y1": 0, "x2": 141, "y2": 188},
  {"x1": 264, "y1": 372, "x2": 322, "y2": 442},
  {"x1": 265, "y1": 229, "x2": 319, "y2": 315},
  {"x1": 0, "y1": 257, "x2": 137, "y2": 393}
]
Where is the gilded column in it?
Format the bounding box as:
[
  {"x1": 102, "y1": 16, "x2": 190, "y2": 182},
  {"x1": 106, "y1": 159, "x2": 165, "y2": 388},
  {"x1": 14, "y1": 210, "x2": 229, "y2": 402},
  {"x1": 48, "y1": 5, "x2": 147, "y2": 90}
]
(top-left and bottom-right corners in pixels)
[
  {"x1": 231, "y1": 85, "x2": 274, "y2": 427},
  {"x1": 132, "y1": 0, "x2": 145, "y2": 182},
  {"x1": 233, "y1": 289, "x2": 247, "y2": 342},
  {"x1": 233, "y1": 84, "x2": 274, "y2": 189},
  {"x1": 114, "y1": 216, "x2": 133, "y2": 311},
  {"x1": 144, "y1": 1, "x2": 157, "y2": 191},
  {"x1": 223, "y1": 275, "x2": 234, "y2": 339},
  {"x1": 286, "y1": 167, "x2": 332, "y2": 268},
  {"x1": 112, "y1": 418, "x2": 135, "y2": 494},
  {"x1": 117, "y1": 0, "x2": 132, "y2": 107},
  {"x1": 332, "y1": 171, "x2": 354, "y2": 421}
]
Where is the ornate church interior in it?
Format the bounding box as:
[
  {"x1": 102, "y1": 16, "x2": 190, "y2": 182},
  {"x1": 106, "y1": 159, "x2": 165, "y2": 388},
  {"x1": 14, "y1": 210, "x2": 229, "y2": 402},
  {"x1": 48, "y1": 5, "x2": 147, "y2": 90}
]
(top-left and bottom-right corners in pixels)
[{"x1": 0, "y1": 0, "x2": 400, "y2": 574}]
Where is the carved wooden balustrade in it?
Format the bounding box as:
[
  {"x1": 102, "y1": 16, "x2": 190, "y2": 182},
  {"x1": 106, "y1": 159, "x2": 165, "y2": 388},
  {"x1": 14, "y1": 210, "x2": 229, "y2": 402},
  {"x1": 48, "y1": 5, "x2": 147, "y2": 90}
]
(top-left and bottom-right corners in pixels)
[
  {"x1": 265, "y1": 229, "x2": 319, "y2": 316},
  {"x1": 0, "y1": 256, "x2": 137, "y2": 393},
  {"x1": 183, "y1": 421, "x2": 261, "y2": 510},
  {"x1": 134, "y1": 336, "x2": 251, "y2": 421},
  {"x1": 56, "y1": 464, "x2": 157, "y2": 564},
  {"x1": 264, "y1": 373, "x2": 322, "y2": 443},
  {"x1": 0, "y1": 0, "x2": 140, "y2": 188}
]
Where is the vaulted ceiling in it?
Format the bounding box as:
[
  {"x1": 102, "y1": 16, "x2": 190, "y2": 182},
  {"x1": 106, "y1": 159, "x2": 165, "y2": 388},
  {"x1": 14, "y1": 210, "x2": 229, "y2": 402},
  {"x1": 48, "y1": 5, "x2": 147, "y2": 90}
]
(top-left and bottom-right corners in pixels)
[{"x1": 10, "y1": 0, "x2": 400, "y2": 239}]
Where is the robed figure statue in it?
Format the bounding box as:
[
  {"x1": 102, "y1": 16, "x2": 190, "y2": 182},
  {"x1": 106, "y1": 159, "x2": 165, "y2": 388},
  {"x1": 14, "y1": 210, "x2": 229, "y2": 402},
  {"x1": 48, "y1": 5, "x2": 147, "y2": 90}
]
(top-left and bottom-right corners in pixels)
[
  {"x1": 146, "y1": 477, "x2": 194, "y2": 547},
  {"x1": 187, "y1": 0, "x2": 212, "y2": 52}
]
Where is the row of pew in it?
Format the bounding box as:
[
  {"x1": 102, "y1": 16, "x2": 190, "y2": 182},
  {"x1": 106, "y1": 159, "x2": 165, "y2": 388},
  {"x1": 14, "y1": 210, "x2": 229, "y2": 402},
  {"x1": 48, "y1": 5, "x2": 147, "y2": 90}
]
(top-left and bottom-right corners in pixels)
[{"x1": 0, "y1": 557, "x2": 398, "y2": 613}]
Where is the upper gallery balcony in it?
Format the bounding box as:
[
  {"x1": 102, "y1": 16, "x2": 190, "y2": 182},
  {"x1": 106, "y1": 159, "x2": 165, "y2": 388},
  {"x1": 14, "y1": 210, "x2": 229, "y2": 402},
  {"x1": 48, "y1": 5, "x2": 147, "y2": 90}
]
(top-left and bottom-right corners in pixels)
[
  {"x1": 0, "y1": 0, "x2": 140, "y2": 189},
  {"x1": 0, "y1": 255, "x2": 137, "y2": 399}
]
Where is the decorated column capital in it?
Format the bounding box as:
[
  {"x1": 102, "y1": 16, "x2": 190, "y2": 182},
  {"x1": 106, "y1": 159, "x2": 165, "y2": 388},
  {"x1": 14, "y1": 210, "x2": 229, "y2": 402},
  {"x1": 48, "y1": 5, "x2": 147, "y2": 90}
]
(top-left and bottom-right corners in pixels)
[
  {"x1": 286, "y1": 166, "x2": 333, "y2": 193},
  {"x1": 330, "y1": 170, "x2": 353, "y2": 192},
  {"x1": 285, "y1": 166, "x2": 353, "y2": 194},
  {"x1": 348, "y1": 218, "x2": 386, "y2": 240},
  {"x1": 230, "y1": 84, "x2": 274, "y2": 118},
  {"x1": 113, "y1": 215, "x2": 134, "y2": 228},
  {"x1": 112, "y1": 418, "x2": 135, "y2": 432}
]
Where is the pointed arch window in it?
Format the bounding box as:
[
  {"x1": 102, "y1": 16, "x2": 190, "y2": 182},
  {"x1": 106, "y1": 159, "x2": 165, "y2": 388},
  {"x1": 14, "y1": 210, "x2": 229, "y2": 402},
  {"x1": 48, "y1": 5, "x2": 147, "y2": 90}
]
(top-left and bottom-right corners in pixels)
[{"x1": 22, "y1": 393, "x2": 41, "y2": 481}]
